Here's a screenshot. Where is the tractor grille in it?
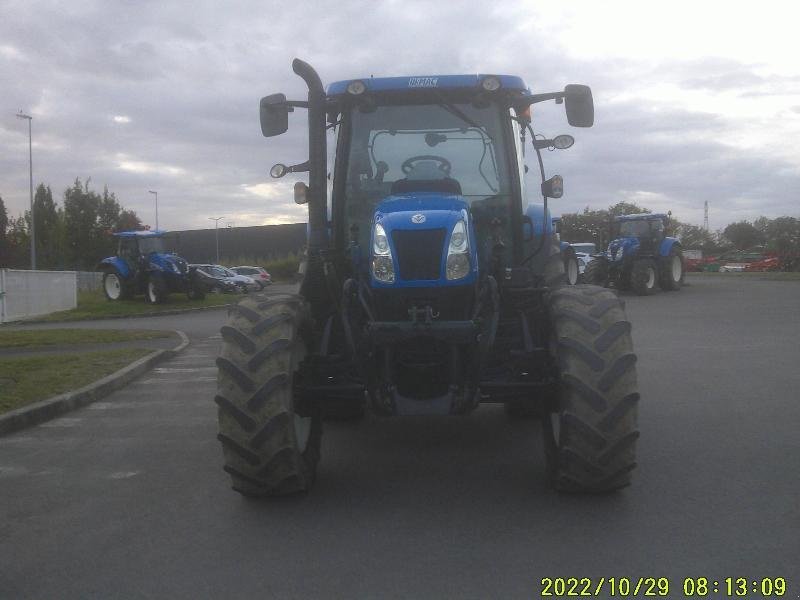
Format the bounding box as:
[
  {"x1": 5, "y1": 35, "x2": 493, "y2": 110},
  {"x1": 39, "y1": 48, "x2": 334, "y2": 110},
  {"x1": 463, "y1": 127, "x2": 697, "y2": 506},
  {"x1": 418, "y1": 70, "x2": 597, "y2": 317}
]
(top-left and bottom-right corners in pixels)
[{"x1": 391, "y1": 228, "x2": 446, "y2": 281}]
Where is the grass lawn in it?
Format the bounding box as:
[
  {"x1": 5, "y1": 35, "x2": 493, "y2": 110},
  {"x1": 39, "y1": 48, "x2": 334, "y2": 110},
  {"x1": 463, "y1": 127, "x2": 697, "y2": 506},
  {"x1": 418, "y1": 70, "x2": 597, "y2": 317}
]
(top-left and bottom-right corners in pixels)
[
  {"x1": 0, "y1": 328, "x2": 173, "y2": 349},
  {"x1": 0, "y1": 348, "x2": 152, "y2": 414},
  {"x1": 23, "y1": 289, "x2": 243, "y2": 322}
]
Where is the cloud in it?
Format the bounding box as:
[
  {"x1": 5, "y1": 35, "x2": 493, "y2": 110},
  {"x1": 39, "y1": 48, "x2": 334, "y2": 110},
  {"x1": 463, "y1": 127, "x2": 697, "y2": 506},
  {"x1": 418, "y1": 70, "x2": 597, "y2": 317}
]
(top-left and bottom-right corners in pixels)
[{"x1": 1, "y1": 0, "x2": 798, "y2": 236}]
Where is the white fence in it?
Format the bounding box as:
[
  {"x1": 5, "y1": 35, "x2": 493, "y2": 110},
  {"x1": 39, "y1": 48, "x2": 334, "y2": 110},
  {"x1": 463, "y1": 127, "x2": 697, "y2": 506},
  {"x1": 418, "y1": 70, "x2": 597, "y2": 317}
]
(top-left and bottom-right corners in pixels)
[{"x1": 0, "y1": 269, "x2": 78, "y2": 323}]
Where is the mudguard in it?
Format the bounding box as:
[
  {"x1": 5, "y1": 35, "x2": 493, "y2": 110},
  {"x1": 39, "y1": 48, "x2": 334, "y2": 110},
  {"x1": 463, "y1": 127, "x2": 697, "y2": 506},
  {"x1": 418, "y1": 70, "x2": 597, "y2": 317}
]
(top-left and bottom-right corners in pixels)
[
  {"x1": 97, "y1": 257, "x2": 131, "y2": 279},
  {"x1": 659, "y1": 237, "x2": 681, "y2": 257}
]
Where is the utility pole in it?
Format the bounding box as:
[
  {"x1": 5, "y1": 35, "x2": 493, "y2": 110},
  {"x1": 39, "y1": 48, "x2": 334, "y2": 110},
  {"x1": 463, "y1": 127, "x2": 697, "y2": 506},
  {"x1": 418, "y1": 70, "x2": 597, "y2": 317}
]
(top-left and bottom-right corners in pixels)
[
  {"x1": 209, "y1": 217, "x2": 225, "y2": 263},
  {"x1": 704, "y1": 201, "x2": 709, "y2": 231},
  {"x1": 16, "y1": 111, "x2": 35, "y2": 269},
  {"x1": 148, "y1": 190, "x2": 159, "y2": 230}
]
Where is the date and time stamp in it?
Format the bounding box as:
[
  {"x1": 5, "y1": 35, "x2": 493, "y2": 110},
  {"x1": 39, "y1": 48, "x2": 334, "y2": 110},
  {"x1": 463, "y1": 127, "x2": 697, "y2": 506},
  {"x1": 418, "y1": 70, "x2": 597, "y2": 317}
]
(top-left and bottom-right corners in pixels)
[{"x1": 539, "y1": 577, "x2": 790, "y2": 598}]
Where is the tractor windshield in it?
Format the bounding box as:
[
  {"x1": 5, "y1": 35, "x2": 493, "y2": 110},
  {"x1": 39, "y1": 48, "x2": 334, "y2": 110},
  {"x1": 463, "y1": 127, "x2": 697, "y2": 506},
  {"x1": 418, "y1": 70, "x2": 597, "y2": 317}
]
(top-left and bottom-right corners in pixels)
[
  {"x1": 342, "y1": 100, "x2": 514, "y2": 250},
  {"x1": 617, "y1": 220, "x2": 652, "y2": 238},
  {"x1": 138, "y1": 236, "x2": 166, "y2": 254},
  {"x1": 346, "y1": 102, "x2": 510, "y2": 201}
]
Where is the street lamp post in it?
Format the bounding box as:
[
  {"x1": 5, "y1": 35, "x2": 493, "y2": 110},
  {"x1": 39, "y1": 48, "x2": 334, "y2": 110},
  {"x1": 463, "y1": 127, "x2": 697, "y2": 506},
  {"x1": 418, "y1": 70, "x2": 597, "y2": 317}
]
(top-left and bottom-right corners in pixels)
[
  {"x1": 148, "y1": 190, "x2": 158, "y2": 230},
  {"x1": 209, "y1": 217, "x2": 225, "y2": 263},
  {"x1": 16, "y1": 111, "x2": 35, "y2": 270}
]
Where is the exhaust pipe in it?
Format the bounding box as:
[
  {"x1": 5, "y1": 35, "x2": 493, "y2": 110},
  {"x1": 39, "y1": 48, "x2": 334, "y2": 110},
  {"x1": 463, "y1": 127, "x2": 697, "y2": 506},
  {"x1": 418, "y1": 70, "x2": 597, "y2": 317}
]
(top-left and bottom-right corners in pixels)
[{"x1": 292, "y1": 58, "x2": 328, "y2": 253}]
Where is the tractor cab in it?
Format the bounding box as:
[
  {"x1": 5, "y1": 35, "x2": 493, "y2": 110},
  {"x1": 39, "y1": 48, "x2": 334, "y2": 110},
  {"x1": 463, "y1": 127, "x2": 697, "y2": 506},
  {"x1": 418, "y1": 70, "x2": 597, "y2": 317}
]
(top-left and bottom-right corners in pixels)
[
  {"x1": 612, "y1": 213, "x2": 668, "y2": 254},
  {"x1": 116, "y1": 231, "x2": 166, "y2": 274}
]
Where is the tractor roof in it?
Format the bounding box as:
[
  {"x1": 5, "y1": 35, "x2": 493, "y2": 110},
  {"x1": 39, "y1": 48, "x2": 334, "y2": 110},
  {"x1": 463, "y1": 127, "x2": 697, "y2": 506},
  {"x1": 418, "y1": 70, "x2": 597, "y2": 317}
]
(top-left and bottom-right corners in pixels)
[
  {"x1": 614, "y1": 213, "x2": 668, "y2": 222},
  {"x1": 113, "y1": 230, "x2": 166, "y2": 238},
  {"x1": 327, "y1": 74, "x2": 529, "y2": 97}
]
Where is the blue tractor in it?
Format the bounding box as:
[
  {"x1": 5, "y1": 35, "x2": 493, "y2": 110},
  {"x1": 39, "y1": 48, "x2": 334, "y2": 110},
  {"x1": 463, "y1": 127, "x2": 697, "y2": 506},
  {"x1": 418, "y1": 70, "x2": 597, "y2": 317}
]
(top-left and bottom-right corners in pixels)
[
  {"x1": 98, "y1": 230, "x2": 207, "y2": 303},
  {"x1": 584, "y1": 213, "x2": 684, "y2": 295},
  {"x1": 214, "y1": 60, "x2": 640, "y2": 496}
]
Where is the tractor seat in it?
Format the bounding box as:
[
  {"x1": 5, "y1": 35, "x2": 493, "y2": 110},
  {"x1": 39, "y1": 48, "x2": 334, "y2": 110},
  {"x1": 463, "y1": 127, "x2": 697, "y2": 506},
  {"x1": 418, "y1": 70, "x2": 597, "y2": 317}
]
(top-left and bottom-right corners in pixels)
[{"x1": 391, "y1": 177, "x2": 462, "y2": 195}]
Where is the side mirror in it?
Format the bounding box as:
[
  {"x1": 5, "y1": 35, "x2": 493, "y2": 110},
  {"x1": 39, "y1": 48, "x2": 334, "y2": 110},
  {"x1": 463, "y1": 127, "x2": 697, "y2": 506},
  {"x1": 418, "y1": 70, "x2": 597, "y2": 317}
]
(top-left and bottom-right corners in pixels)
[
  {"x1": 564, "y1": 84, "x2": 594, "y2": 128},
  {"x1": 260, "y1": 93, "x2": 290, "y2": 137},
  {"x1": 541, "y1": 175, "x2": 563, "y2": 199},
  {"x1": 294, "y1": 182, "x2": 309, "y2": 205}
]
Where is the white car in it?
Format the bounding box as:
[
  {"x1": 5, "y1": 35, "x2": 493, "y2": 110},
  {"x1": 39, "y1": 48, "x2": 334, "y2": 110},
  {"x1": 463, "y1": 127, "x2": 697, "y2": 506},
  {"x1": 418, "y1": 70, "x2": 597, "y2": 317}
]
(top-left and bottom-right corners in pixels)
[
  {"x1": 231, "y1": 266, "x2": 272, "y2": 290},
  {"x1": 216, "y1": 265, "x2": 260, "y2": 292}
]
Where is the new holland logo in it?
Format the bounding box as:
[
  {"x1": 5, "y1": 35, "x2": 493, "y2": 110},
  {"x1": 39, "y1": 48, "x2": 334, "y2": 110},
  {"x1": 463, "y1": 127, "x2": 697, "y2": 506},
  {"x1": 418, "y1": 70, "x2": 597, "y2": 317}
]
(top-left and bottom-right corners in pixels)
[{"x1": 411, "y1": 214, "x2": 426, "y2": 224}]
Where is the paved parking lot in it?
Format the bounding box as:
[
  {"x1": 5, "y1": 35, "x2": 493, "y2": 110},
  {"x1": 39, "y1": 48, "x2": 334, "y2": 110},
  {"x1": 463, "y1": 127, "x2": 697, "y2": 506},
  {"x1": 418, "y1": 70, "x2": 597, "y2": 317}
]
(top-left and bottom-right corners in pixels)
[{"x1": 1, "y1": 274, "x2": 798, "y2": 599}]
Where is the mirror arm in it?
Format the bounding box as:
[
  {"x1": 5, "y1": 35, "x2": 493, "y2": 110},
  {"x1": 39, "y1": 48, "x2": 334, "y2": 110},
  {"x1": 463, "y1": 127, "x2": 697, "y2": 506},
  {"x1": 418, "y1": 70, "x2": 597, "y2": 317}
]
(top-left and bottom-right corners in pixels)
[
  {"x1": 288, "y1": 161, "x2": 310, "y2": 173},
  {"x1": 520, "y1": 91, "x2": 567, "y2": 107}
]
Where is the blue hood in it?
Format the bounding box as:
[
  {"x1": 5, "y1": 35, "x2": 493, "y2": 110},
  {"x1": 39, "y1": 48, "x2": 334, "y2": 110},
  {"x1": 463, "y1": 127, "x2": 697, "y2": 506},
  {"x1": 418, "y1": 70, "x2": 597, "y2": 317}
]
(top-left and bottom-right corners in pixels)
[
  {"x1": 608, "y1": 237, "x2": 640, "y2": 262},
  {"x1": 371, "y1": 193, "x2": 477, "y2": 287},
  {"x1": 149, "y1": 252, "x2": 187, "y2": 275}
]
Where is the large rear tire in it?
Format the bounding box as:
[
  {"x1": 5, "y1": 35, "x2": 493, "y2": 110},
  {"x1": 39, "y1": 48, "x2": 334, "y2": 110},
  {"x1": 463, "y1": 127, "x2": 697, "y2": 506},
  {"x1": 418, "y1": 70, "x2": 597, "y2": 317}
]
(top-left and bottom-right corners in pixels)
[
  {"x1": 545, "y1": 285, "x2": 639, "y2": 492},
  {"x1": 103, "y1": 272, "x2": 125, "y2": 301},
  {"x1": 631, "y1": 259, "x2": 657, "y2": 295},
  {"x1": 215, "y1": 294, "x2": 321, "y2": 496},
  {"x1": 660, "y1": 247, "x2": 684, "y2": 291}
]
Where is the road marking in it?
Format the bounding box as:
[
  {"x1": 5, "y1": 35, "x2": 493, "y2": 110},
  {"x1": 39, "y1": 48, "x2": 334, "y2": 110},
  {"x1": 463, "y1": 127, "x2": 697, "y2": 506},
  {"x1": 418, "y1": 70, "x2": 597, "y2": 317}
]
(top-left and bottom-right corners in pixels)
[
  {"x1": 138, "y1": 377, "x2": 216, "y2": 384},
  {"x1": 39, "y1": 418, "x2": 82, "y2": 428},
  {"x1": 0, "y1": 466, "x2": 30, "y2": 478},
  {"x1": 87, "y1": 402, "x2": 120, "y2": 410},
  {"x1": 153, "y1": 367, "x2": 217, "y2": 373},
  {"x1": 109, "y1": 471, "x2": 139, "y2": 479}
]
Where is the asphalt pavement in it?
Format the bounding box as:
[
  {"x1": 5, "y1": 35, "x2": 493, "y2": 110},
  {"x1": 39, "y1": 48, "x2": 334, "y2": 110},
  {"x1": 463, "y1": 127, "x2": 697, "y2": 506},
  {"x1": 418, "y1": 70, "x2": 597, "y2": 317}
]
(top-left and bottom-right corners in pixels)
[{"x1": 1, "y1": 275, "x2": 798, "y2": 599}]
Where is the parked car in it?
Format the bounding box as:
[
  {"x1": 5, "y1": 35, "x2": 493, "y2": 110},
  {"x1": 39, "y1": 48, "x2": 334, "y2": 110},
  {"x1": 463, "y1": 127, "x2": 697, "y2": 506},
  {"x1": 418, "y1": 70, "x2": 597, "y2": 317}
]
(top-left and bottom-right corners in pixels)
[
  {"x1": 190, "y1": 264, "x2": 240, "y2": 294},
  {"x1": 231, "y1": 265, "x2": 272, "y2": 290},
  {"x1": 216, "y1": 266, "x2": 259, "y2": 292}
]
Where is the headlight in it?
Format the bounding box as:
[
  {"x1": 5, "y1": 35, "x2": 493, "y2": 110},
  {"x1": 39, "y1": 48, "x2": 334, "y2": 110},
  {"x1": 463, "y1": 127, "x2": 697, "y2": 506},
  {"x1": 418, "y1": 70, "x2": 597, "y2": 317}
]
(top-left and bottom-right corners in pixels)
[
  {"x1": 446, "y1": 220, "x2": 470, "y2": 280},
  {"x1": 371, "y1": 223, "x2": 395, "y2": 283}
]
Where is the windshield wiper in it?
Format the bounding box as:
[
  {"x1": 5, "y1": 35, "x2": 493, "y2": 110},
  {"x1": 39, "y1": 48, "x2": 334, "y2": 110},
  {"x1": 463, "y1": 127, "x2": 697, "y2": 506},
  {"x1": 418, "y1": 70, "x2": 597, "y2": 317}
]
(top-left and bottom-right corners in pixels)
[{"x1": 435, "y1": 93, "x2": 483, "y2": 131}]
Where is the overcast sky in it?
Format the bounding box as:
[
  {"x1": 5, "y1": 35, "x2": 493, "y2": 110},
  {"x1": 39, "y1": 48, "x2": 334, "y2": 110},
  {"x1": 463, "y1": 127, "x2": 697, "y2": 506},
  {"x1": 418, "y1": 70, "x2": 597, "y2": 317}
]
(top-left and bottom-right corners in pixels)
[{"x1": 2, "y1": 0, "x2": 799, "y2": 232}]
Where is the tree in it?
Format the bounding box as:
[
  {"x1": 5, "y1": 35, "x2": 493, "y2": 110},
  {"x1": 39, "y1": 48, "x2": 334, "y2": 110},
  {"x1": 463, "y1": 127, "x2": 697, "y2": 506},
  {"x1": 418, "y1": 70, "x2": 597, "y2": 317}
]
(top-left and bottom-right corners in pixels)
[
  {"x1": 723, "y1": 221, "x2": 763, "y2": 250},
  {"x1": 0, "y1": 196, "x2": 9, "y2": 266},
  {"x1": 116, "y1": 209, "x2": 142, "y2": 232},
  {"x1": 29, "y1": 184, "x2": 62, "y2": 269},
  {"x1": 608, "y1": 201, "x2": 650, "y2": 217}
]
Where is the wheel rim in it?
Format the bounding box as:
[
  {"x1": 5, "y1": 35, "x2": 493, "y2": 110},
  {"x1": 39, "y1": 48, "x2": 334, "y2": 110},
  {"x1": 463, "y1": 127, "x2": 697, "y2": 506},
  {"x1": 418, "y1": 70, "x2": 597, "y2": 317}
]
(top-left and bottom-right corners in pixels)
[
  {"x1": 292, "y1": 338, "x2": 311, "y2": 453},
  {"x1": 671, "y1": 256, "x2": 682, "y2": 281},
  {"x1": 646, "y1": 267, "x2": 656, "y2": 288},
  {"x1": 148, "y1": 281, "x2": 157, "y2": 302},
  {"x1": 567, "y1": 259, "x2": 578, "y2": 285},
  {"x1": 105, "y1": 274, "x2": 121, "y2": 299}
]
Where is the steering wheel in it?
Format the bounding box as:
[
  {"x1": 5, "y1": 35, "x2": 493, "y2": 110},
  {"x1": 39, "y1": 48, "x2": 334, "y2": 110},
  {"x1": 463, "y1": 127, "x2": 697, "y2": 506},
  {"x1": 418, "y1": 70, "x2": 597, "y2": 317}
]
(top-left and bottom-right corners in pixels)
[{"x1": 401, "y1": 155, "x2": 452, "y2": 176}]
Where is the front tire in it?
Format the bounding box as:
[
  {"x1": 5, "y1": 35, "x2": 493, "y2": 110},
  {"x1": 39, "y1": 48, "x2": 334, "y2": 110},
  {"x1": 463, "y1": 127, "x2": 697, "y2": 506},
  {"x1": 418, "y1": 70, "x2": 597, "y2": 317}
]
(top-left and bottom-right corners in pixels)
[
  {"x1": 215, "y1": 294, "x2": 321, "y2": 496},
  {"x1": 564, "y1": 251, "x2": 579, "y2": 286},
  {"x1": 145, "y1": 274, "x2": 168, "y2": 304},
  {"x1": 544, "y1": 285, "x2": 639, "y2": 492},
  {"x1": 583, "y1": 258, "x2": 609, "y2": 287},
  {"x1": 631, "y1": 259, "x2": 657, "y2": 295}
]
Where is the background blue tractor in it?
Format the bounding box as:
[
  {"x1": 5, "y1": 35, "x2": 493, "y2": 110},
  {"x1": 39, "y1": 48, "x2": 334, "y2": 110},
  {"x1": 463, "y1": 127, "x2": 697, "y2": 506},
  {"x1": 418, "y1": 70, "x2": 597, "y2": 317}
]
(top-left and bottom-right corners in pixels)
[
  {"x1": 214, "y1": 59, "x2": 640, "y2": 496},
  {"x1": 584, "y1": 213, "x2": 684, "y2": 295},
  {"x1": 98, "y1": 230, "x2": 207, "y2": 303}
]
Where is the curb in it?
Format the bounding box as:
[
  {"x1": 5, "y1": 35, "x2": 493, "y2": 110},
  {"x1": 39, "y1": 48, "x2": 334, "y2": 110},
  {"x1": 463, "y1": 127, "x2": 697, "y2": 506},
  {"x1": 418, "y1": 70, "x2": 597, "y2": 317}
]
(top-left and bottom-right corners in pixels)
[{"x1": 0, "y1": 330, "x2": 191, "y2": 436}]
